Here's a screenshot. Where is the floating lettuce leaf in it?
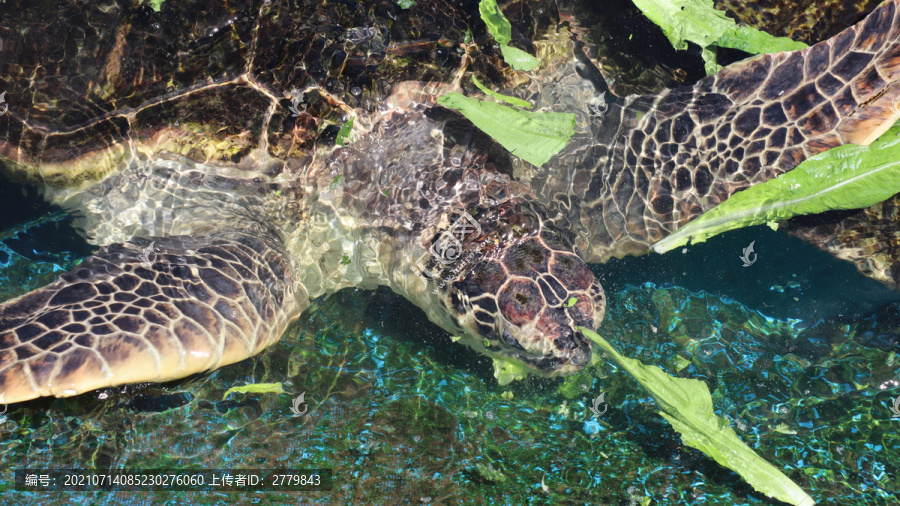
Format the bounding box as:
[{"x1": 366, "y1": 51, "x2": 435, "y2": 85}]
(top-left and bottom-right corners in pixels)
[
  {"x1": 492, "y1": 356, "x2": 530, "y2": 385},
  {"x1": 471, "y1": 75, "x2": 533, "y2": 107},
  {"x1": 479, "y1": 0, "x2": 511, "y2": 46},
  {"x1": 631, "y1": 0, "x2": 806, "y2": 74},
  {"x1": 577, "y1": 327, "x2": 815, "y2": 506},
  {"x1": 499, "y1": 46, "x2": 540, "y2": 71},
  {"x1": 437, "y1": 92, "x2": 575, "y2": 167},
  {"x1": 631, "y1": 0, "x2": 734, "y2": 50},
  {"x1": 716, "y1": 25, "x2": 808, "y2": 54},
  {"x1": 141, "y1": 0, "x2": 165, "y2": 11},
  {"x1": 479, "y1": 0, "x2": 540, "y2": 71},
  {"x1": 654, "y1": 122, "x2": 900, "y2": 253},
  {"x1": 701, "y1": 46, "x2": 721, "y2": 75},
  {"x1": 222, "y1": 382, "x2": 285, "y2": 399},
  {"x1": 335, "y1": 117, "x2": 355, "y2": 146}
]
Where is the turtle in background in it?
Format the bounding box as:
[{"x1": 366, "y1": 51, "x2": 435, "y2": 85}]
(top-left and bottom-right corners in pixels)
[{"x1": 2, "y1": 0, "x2": 900, "y2": 404}]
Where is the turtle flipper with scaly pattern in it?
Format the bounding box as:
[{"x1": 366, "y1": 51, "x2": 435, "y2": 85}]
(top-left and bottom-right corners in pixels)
[
  {"x1": 1, "y1": 0, "x2": 900, "y2": 404},
  {"x1": 532, "y1": 0, "x2": 900, "y2": 263}
]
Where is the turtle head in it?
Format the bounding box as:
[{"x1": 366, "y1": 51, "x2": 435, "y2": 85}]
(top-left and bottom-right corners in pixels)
[{"x1": 439, "y1": 199, "x2": 605, "y2": 376}]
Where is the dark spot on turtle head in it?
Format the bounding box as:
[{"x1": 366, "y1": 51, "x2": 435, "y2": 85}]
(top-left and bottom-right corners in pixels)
[
  {"x1": 498, "y1": 280, "x2": 541, "y2": 325},
  {"x1": 503, "y1": 239, "x2": 550, "y2": 277}
]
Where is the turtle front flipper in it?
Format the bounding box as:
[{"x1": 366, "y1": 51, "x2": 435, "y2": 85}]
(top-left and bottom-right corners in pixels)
[
  {"x1": 540, "y1": 0, "x2": 900, "y2": 262},
  {"x1": 0, "y1": 230, "x2": 305, "y2": 404}
]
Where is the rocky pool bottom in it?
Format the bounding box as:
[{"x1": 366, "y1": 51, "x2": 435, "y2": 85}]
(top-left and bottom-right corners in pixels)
[{"x1": 0, "y1": 212, "x2": 899, "y2": 505}]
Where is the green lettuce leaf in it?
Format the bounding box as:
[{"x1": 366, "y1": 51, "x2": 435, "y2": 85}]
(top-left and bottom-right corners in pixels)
[
  {"x1": 492, "y1": 356, "x2": 530, "y2": 385},
  {"x1": 479, "y1": 0, "x2": 511, "y2": 46},
  {"x1": 500, "y1": 46, "x2": 540, "y2": 71},
  {"x1": 437, "y1": 92, "x2": 575, "y2": 167},
  {"x1": 653, "y1": 123, "x2": 900, "y2": 253},
  {"x1": 631, "y1": 0, "x2": 734, "y2": 51},
  {"x1": 479, "y1": 0, "x2": 540, "y2": 71},
  {"x1": 716, "y1": 26, "x2": 808, "y2": 54},
  {"x1": 335, "y1": 117, "x2": 355, "y2": 147},
  {"x1": 578, "y1": 327, "x2": 815, "y2": 506},
  {"x1": 222, "y1": 382, "x2": 285, "y2": 399},
  {"x1": 631, "y1": 0, "x2": 806, "y2": 74},
  {"x1": 141, "y1": 0, "x2": 165, "y2": 11}
]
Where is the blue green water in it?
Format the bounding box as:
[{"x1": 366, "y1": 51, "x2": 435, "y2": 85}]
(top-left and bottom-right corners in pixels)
[{"x1": 2, "y1": 173, "x2": 899, "y2": 505}]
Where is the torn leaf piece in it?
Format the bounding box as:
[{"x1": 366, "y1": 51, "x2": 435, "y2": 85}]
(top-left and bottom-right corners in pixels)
[
  {"x1": 222, "y1": 382, "x2": 285, "y2": 399},
  {"x1": 654, "y1": 122, "x2": 900, "y2": 253},
  {"x1": 577, "y1": 327, "x2": 815, "y2": 506},
  {"x1": 437, "y1": 92, "x2": 575, "y2": 167}
]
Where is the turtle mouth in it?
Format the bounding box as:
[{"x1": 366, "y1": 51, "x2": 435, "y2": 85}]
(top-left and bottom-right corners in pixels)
[{"x1": 493, "y1": 317, "x2": 592, "y2": 374}]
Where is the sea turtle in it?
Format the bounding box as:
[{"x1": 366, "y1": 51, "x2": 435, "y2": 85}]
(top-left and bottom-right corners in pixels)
[{"x1": 2, "y1": 0, "x2": 900, "y2": 404}]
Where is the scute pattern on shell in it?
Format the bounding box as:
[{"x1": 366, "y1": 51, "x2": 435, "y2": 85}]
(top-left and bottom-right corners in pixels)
[{"x1": 533, "y1": 0, "x2": 900, "y2": 263}]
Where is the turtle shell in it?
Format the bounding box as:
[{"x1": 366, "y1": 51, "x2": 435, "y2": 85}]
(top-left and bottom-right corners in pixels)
[
  {"x1": 714, "y1": 0, "x2": 884, "y2": 44},
  {"x1": 0, "y1": 0, "x2": 548, "y2": 187}
]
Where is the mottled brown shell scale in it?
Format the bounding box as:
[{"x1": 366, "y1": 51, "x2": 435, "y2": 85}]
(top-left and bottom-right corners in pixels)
[{"x1": 557, "y1": 0, "x2": 900, "y2": 263}]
